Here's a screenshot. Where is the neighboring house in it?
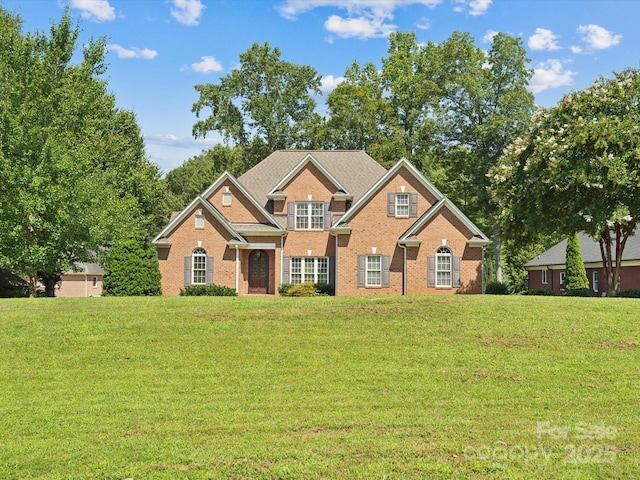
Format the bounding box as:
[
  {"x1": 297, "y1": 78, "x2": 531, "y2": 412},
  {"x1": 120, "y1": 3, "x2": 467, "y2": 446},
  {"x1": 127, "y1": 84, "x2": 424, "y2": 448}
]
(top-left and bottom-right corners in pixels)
[
  {"x1": 525, "y1": 232, "x2": 640, "y2": 295},
  {"x1": 56, "y1": 262, "x2": 104, "y2": 297},
  {"x1": 153, "y1": 150, "x2": 491, "y2": 296}
]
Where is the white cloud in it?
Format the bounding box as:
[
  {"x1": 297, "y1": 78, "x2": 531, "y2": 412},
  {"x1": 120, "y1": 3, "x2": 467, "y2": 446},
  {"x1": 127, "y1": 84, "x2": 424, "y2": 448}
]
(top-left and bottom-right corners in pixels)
[
  {"x1": 187, "y1": 56, "x2": 223, "y2": 74},
  {"x1": 108, "y1": 44, "x2": 158, "y2": 60},
  {"x1": 577, "y1": 24, "x2": 622, "y2": 50},
  {"x1": 70, "y1": 0, "x2": 116, "y2": 22},
  {"x1": 468, "y1": 0, "x2": 491, "y2": 15},
  {"x1": 570, "y1": 45, "x2": 583, "y2": 54},
  {"x1": 145, "y1": 132, "x2": 219, "y2": 148},
  {"x1": 324, "y1": 14, "x2": 396, "y2": 39},
  {"x1": 528, "y1": 28, "x2": 560, "y2": 51},
  {"x1": 416, "y1": 17, "x2": 430, "y2": 30},
  {"x1": 482, "y1": 29, "x2": 498, "y2": 43},
  {"x1": 278, "y1": 1, "x2": 442, "y2": 40},
  {"x1": 320, "y1": 74, "x2": 344, "y2": 94},
  {"x1": 170, "y1": 0, "x2": 205, "y2": 26},
  {"x1": 529, "y1": 59, "x2": 576, "y2": 93}
]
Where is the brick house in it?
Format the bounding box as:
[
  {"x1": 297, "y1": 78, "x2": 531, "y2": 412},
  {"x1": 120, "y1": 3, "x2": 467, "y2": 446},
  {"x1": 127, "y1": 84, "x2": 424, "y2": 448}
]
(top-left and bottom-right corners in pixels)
[
  {"x1": 525, "y1": 231, "x2": 640, "y2": 295},
  {"x1": 153, "y1": 150, "x2": 490, "y2": 296}
]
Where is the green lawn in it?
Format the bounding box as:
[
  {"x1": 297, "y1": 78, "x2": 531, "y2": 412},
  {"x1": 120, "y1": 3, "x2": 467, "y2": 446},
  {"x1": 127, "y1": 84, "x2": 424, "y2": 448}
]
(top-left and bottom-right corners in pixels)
[{"x1": 0, "y1": 295, "x2": 638, "y2": 479}]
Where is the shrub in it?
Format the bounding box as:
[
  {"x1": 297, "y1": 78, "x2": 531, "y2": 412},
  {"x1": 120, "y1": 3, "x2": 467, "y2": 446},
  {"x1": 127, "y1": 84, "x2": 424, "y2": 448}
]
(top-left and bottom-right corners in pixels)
[
  {"x1": 564, "y1": 232, "x2": 590, "y2": 291},
  {"x1": 278, "y1": 283, "x2": 293, "y2": 295},
  {"x1": 485, "y1": 281, "x2": 509, "y2": 295},
  {"x1": 314, "y1": 282, "x2": 335, "y2": 296},
  {"x1": 179, "y1": 284, "x2": 237, "y2": 296},
  {"x1": 616, "y1": 289, "x2": 640, "y2": 298},
  {"x1": 522, "y1": 288, "x2": 554, "y2": 296},
  {"x1": 103, "y1": 238, "x2": 161, "y2": 296},
  {"x1": 283, "y1": 282, "x2": 318, "y2": 297},
  {"x1": 565, "y1": 288, "x2": 593, "y2": 297}
]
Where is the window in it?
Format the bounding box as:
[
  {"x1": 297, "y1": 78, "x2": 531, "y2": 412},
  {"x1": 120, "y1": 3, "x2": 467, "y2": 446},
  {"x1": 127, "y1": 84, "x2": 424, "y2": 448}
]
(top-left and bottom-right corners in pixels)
[
  {"x1": 290, "y1": 257, "x2": 328, "y2": 284},
  {"x1": 559, "y1": 271, "x2": 566, "y2": 287},
  {"x1": 436, "y1": 247, "x2": 452, "y2": 287},
  {"x1": 395, "y1": 193, "x2": 409, "y2": 217},
  {"x1": 192, "y1": 247, "x2": 207, "y2": 284},
  {"x1": 366, "y1": 255, "x2": 382, "y2": 287},
  {"x1": 295, "y1": 202, "x2": 324, "y2": 230},
  {"x1": 92, "y1": 276, "x2": 98, "y2": 288},
  {"x1": 222, "y1": 192, "x2": 232, "y2": 206},
  {"x1": 542, "y1": 270, "x2": 548, "y2": 284},
  {"x1": 593, "y1": 271, "x2": 599, "y2": 292},
  {"x1": 195, "y1": 214, "x2": 205, "y2": 229}
]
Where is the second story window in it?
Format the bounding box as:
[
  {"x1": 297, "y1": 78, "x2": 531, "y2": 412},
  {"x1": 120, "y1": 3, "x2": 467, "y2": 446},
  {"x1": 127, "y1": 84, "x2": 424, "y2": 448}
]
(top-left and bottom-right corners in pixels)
[
  {"x1": 395, "y1": 193, "x2": 409, "y2": 217},
  {"x1": 296, "y1": 202, "x2": 324, "y2": 230}
]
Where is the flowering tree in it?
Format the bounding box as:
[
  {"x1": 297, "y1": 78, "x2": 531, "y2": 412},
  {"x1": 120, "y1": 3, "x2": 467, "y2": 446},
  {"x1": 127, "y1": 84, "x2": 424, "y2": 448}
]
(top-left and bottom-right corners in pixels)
[{"x1": 490, "y1": 69, "x2": 640, "y2": 296}]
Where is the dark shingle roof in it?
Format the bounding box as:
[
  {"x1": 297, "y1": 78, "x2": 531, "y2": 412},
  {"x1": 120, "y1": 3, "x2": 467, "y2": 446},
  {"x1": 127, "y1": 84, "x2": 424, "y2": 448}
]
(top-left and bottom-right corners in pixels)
[
  {"x1": 238, "y1": 150, "x2": 387, "y2": 206},
  {"x1": 525, "y1": 231, "x2": 640, "y2": 267}
]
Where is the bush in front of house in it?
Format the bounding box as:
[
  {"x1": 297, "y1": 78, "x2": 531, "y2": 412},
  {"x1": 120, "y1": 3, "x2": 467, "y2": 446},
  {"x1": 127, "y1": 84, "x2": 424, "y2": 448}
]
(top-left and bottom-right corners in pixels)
[
  {"x1": 279, "y1": 282, "x2": 335, "y2": 297},
  {"x1": 616, "y1": 289, "x2": 640, "y2": 298},
  {"x1": 522, "y1": 288, "x2": 554, "y2": 296},
  {"x1": 103, "y1": 238, "x2": 162, "y2": 296},
  {"x1": 564, "y1": 288, "x2": 594, "y2": 297},
  {"x1": 485, "y1": 281, "x2": 509, "y2": 295},
  {"x1": 179, "y1": 285, "x2": 237, "y2": 296}
]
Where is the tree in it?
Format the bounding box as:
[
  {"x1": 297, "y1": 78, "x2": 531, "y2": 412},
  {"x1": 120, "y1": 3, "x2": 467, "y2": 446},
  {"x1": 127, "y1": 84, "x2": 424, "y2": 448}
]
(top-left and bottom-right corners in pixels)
[
  {"x1": 0, "y1": 7, "x2": 164, "y2": 296},
  {"x1": 192, "y1": 42, "x2": 322, "y2": 152},
  {"x1": 491, "y1": 69, "x2": 640, "y2": 296},
  {"x1": 564, "y1": 233, "x2": 590, "y2": 292},
  {"x1": 102, "y1": 238, "x2": 161, "y2": 296}
]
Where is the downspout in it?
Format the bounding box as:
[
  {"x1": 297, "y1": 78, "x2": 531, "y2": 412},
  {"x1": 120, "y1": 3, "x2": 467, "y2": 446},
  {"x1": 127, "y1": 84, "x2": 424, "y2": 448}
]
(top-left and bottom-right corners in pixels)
[
  {"x1": 280, "y1": 235, "x2": 284, "y2": 286},
  {"x1": 235, "y1": 245, "x2": 239, "y2": 294},
  {"x1": 335, "y1": 234, "x2": 339, "y2": 296},
  {"x1": 399, "y1": 243, "x2": 407, "y2": 296}
]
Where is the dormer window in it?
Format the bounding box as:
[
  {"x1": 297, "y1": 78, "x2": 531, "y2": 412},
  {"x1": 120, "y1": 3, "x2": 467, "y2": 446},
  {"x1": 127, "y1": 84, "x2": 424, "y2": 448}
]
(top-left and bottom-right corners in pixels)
[{"x1": 295, "y1": 202, "x2": 324, "y2": 230}]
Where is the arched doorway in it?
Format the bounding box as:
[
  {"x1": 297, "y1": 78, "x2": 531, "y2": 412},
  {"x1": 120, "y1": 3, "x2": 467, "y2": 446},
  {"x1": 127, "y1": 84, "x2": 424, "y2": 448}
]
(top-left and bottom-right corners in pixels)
[{"x1": 249, "y1": 250, "x2": 268, "y2": 294}]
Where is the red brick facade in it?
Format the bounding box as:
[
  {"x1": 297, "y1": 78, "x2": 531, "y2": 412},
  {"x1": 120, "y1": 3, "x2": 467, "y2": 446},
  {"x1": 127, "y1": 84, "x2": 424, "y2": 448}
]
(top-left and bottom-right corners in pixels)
[{"x1": 154, "y1": 151, "x2": 490, "y2": 296}]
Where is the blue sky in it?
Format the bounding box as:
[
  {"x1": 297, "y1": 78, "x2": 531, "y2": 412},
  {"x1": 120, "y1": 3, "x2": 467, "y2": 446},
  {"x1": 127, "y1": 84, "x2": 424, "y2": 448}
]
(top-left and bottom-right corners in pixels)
[{"x1": 4, "y1": 0, "x2": 639, "y2": 174}]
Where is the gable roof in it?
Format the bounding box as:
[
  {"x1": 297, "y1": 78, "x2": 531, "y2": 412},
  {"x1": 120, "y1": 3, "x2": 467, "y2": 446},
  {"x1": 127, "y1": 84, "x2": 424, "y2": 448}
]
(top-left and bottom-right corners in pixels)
[
  {"x1": 152, "y1": 196, "x2": 247, "y2": 246},
  {"x1": 335, "y1": 157, "x2": 445, "y2": 227},
  {"x1": 399, "y1": 197, "x2": 491, "y2": 246},
  {"x1": 200, "y1": 170, "x2": 284, "y2": 229},
  {"x1": 266, "y1": 153, "x2": 352, "y2": 199},
  {"x1": 238, "y1": 150, "x2": 387, "y2": 206},
  {"x1": 525, "y1": 232, "x2": 640, "y2": 267}
]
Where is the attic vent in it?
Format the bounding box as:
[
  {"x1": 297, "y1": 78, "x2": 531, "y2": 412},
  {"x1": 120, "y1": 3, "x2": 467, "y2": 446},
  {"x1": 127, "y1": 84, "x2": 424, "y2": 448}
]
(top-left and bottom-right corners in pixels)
[{"x1": 222, "y1": 192, "x2": 232, "y2": 206}]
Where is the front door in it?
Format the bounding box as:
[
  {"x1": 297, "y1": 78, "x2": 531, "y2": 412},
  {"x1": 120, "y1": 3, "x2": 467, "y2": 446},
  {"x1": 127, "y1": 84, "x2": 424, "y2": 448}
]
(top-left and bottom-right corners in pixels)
[{"x1": 249, "y1": 250, "x2": 268, "y2": 294}]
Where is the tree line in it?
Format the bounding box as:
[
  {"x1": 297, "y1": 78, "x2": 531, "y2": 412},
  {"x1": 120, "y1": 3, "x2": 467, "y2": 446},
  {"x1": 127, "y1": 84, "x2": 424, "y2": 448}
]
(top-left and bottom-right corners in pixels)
[{"x1": 2, "y1": 6, "x2": 638, "y2": 296}]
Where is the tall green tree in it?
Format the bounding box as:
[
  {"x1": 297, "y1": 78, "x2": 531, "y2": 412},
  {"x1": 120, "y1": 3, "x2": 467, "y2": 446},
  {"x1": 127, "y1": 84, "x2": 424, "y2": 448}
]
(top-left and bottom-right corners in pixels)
[
  {"x1": 491, "y1": 69, "x2": 640, "y2": 296},
  {"x1": 564, "y1": 233, "x2": 590, "y2": 292},
  {"x1": 192, "y1": 42, "x2": 322, "y2": 152},
  {"x1": 0, "y1": 7, "x2": 163, "y2": 296}
]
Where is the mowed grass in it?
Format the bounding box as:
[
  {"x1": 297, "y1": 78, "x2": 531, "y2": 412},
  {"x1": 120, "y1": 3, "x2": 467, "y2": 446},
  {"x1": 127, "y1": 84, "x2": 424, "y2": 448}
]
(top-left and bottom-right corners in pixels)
[{"x1": 0, "y1": 295, "x2": 639, "y2": 479}]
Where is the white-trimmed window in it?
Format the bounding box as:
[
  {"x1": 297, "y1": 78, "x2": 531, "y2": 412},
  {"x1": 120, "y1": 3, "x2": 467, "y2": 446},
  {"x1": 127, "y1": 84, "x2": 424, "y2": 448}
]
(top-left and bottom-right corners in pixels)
[
  {"x1": 192, "y1": 247, "x2": 207, "y2": 284},
  {"x1": 92, "y1": 276, "x2": 98, "y2": 288},
  {"x1": 436, "y1": 246, "x2": 452, "y2": 287},
  {"x1": 366, "y1": 255, "x2": 382, "y2": 287},
  {"x1": 559, "y1": 271, "x2": 566, "y2": 287},
  {"x1": 290, "y1": 257, "x2": 328, "y2": 284},
  {"x1": 542, "y1": 269, "x2": 548, "y2": 284},
  {"x1": 296, "y1": 202, "x2": 324, "y2": 230},
  {"x1": 395, "y1": 193, "x2": 409, "y2": 217},
  {"x1": 592, "y1": 271, "x2": 598, "y2": 292}
]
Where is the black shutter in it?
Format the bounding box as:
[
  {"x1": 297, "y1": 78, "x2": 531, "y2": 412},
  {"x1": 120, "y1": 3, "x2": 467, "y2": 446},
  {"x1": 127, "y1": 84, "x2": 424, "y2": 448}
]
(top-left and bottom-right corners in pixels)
[
  {"x1": 329, "y1": 256, "x2": 336, "y2": 288},
  {"x1": 427, "y1": 256, "x2": 435, "y2": 287},
  {"x1": 184, "y1": 256, "x2": 191, "y2": 286},
  {"x1": 382, "y1": 254, "x2": 391, "y2": 288},
  {"x1": 287, "y1": 202, "x2": 295, "y2": 230}
]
